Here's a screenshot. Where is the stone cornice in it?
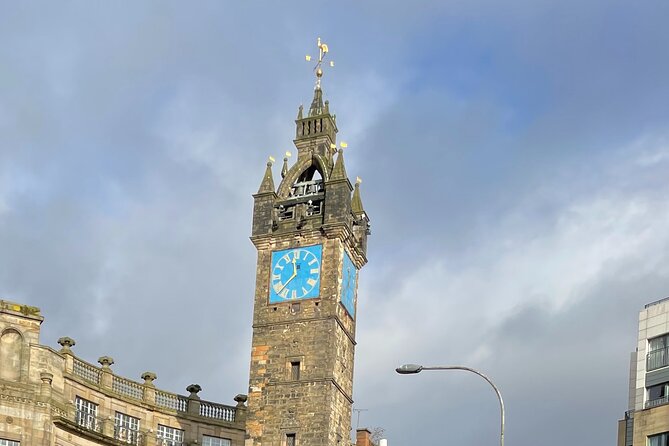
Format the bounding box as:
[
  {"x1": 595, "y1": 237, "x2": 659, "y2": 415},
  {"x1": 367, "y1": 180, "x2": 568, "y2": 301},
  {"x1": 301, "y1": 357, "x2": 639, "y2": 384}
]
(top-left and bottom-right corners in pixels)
[{"x1": 252, "y1": 314, "x2": 356, "y2": 345}]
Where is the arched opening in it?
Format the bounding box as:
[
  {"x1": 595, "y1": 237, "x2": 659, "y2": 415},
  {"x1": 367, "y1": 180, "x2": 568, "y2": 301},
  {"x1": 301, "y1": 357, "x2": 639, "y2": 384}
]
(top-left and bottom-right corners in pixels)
[
  {"x1": 290, "y1": 167, "x2": 324, "y2": 198},
  {"x1": 0, "y1": 329, "x2": 23, "y2": 380}
]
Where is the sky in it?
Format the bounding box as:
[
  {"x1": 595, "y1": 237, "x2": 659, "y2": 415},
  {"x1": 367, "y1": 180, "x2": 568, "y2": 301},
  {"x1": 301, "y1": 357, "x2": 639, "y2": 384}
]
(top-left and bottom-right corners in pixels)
[{"x1": 1, "y1": 1, "x2": 669, "y2": 445}]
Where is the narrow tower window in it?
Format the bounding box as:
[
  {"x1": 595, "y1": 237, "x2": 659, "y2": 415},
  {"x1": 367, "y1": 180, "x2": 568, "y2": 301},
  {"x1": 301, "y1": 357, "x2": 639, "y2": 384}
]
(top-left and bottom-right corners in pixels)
[
  {"x1": 286, "y1": 433, "x2": 297, "y2": 446},
  {"x1": 291, "y1": 361, "x2": 301, "y2": 380}
]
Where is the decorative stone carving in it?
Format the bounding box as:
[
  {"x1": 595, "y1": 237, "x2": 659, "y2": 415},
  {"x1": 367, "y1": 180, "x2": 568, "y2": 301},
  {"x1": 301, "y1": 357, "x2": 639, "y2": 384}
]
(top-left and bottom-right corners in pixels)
[
  {"x1": 57, "y1": 336, "x2": 76, "y2": 353},
  {"x1": 40, "y1": 372, "x2": 53, "y2": 385},
  {"x1": 186, "y1": 384, "x2": 202, "y2": 399},
  {"x1": 234, "y1": 394, "x2": 248, "y2": 407},
  {"x1": 97, "y1": 356, "x2": 114, "y2": 369},
  {"x1": 141, "y1": 371, "x2": 157, "y2": 386}
]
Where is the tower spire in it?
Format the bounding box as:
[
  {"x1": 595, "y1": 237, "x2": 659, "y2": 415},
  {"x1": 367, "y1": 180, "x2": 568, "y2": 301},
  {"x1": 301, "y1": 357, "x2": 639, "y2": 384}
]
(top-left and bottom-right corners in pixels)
[{"x1": 257, "y1": 158, "x2": 275, "y2": 194}]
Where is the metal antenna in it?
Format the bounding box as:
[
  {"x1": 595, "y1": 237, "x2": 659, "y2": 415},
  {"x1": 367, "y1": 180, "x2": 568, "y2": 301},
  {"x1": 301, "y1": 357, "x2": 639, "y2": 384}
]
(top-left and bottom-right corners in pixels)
[{"x1": 352, "y1": 408, "x2": 368, "y2": 431}]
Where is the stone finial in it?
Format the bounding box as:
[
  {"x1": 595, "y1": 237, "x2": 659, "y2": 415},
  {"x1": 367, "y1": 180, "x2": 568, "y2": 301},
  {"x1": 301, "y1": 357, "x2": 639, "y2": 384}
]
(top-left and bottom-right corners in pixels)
[
  {"x1": 97, "y1": 356, "x2": 114, "y2": 369},
  {"x1": 40, "y1": 372, "x2": 54, "y2": 385},
  {"x1": 234, "y1": 394, "x2": 248, "y2": 407},
  {"x1": 141, "y1": 371, "x2": 157, "y2": 386},
  {"x1": 186, "y1": 384, "x2": 202, "y2": 399},
  {"x1": 351, "y1": 179, "x2": 365, "y2": 215},
  {"x1": 257, "y1": 160, "x2": 276, "y2": 194},
  {"x1": 57, "y1": 336, "x2": 76, "y2": 353},
  {"x1": 281, "y1": 153, "x2": 291, "y2": 179},
  {"x1": 330, "y1": 147, "x2": 348, "y2": 181},
  {"x1": 297, "y1": 104, "x2": 303, "y2": 120}
]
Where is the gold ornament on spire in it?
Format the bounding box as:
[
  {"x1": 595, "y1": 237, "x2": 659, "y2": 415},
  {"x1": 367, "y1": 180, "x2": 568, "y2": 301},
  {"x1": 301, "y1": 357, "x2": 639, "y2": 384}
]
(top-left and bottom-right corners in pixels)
[{"x1": 305, "y1": 37, "x2": 334, "y2": 90}]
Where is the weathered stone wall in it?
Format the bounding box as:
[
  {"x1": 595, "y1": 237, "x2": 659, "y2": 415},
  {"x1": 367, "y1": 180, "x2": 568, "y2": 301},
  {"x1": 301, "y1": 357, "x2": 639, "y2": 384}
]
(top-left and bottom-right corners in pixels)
[
  {"x1": 247, "y1": 167, "x2": 365, "y2": 446},
  {"x1": 0, "y1": 300, "x2": 246, "y2": 446}
]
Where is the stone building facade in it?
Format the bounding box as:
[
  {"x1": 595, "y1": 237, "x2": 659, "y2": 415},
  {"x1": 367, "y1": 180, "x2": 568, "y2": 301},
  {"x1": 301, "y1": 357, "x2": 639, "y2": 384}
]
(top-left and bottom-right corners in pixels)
[
  {"x1": 0, "y1": 300, "x2": 246, "y2": 446},
  {"x1": 618, "y1": 298, "x2": 669, "y2": 446}
]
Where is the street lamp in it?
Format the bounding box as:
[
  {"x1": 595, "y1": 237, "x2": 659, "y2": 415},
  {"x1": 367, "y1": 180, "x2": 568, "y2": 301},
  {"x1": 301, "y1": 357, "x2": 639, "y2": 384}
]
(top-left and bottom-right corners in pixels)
[{"x1": 396, "y1": 364, "x2": 505, "y2": 446}]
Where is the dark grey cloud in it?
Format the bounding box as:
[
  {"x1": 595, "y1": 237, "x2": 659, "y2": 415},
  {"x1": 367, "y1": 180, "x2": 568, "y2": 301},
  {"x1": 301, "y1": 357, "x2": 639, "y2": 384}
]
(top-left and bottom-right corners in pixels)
[{"x1": 1, "y1": 1, "x2": 668, "y2": 445}]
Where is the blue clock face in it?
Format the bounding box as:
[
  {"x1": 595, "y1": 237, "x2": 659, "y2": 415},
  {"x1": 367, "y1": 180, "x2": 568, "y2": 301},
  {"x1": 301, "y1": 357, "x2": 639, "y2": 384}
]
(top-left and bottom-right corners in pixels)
[
  {"x1": 269, "y1": 245, "x2": 322, "y2": 303},
  {"x1": 340, "y1": 251, "x2": 357, "y2": 318}
]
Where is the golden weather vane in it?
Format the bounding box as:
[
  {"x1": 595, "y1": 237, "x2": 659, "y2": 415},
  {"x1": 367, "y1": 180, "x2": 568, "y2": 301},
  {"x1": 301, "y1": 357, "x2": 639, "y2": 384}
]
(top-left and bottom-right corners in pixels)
[{"x1": 305, "y1": 37, "x2": 334, "y2": 90}]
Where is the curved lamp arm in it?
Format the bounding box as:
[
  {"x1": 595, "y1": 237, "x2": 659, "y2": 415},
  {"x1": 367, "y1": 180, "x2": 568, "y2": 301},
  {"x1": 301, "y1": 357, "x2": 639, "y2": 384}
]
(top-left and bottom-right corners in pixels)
[{"x1": 396, "y1": 364, "x2": 504, "y2": 446}]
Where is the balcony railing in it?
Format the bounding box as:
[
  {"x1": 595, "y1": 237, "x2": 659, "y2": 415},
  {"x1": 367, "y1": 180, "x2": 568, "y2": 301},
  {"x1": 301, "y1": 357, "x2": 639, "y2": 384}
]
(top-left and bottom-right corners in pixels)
[
  {"x1": 73, "y1": 358, "x2": 101, "y2": 384},
  {"x1": 646, "y1": 395, "x2": 669, "y2": 409},
  {"x1": 647, "y1": 347, "x2": 669, "y2": 371},
  {"x1": 155, "y1": 390, "x2": 188, "y2": 412},
  {"x1": 200, "y1": 400, "x2": 236, "y2": 422},
  {"x1": 113, "y1": 375, "x2": 144, "y2": 400},
  {"x1": 67, "y1": 357, "x2": 238, "y2": 422}
]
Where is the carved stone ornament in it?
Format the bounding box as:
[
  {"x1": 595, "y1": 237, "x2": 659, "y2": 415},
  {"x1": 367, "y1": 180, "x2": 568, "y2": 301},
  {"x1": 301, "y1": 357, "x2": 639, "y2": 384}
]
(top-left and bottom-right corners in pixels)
[
  {"x1": 57, "y1": 336, "x2": 76, "y2": 352},
  {"x1": 97, "y1": 356, "x2": 114, "y2": 368},
  {"x1": 186, "y1": 384, "x2": 202, "y2": 398},
  {"x1": 141, "y1": 371, "x2": 157, "y2": 386}
]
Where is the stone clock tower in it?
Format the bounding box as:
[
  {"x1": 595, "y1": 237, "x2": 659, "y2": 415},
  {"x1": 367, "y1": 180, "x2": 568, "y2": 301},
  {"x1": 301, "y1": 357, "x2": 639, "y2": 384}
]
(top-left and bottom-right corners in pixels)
[{"x1": 245, "y1": 39, "x2": 370, "y2": 446}]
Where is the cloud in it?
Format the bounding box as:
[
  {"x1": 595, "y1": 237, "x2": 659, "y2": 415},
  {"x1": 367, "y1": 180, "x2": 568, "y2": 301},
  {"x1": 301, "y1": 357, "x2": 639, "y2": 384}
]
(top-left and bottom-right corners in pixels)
[{"x1": 1, "y1": 2, "x2": 669, "y2": 445}]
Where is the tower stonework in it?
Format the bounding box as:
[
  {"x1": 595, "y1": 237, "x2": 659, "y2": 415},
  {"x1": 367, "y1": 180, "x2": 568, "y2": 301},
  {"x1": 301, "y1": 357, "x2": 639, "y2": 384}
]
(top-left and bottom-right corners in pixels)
[{"x1": 246, "y1": 81, "x2": 370, "y2": 446}]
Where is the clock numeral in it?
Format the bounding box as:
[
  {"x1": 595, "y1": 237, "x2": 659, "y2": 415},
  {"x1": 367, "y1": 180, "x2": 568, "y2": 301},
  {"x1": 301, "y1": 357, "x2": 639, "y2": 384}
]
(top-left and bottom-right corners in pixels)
[
  {"x1": 293, "y1": 250, "x2": 300, "y2": 261},
  {"x1": 282, "y1": 254, "x2": 290, "y2": 263},
  {"x1": 279, "y1": 288, "x2": 289, "y2": 299},
  {"x1": 310, "y1": 268, "x2": 319, "y2": 274},
  {"x1": 272, "y1": 274, "x2": 281, "y2": 281},
  {"x1": 291, "y1": 290, "x2": 297, "y2": 299},
  {"x1": 273, "y1": 283, "x2": 284, "y2": 293},
  {"x1": 308, "y1": 258, "x2": 318, "y2": 266},
  {"x1": 302, "y1": 287, "x2": 308, "y2": 294},
  {"x1": 306, "y1": 278, "x2": 317, "y2": 287}
]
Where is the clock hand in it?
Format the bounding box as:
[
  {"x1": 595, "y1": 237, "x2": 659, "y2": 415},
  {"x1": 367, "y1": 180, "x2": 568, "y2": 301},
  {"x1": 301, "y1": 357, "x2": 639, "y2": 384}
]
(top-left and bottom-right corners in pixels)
[
  {"x1": 278, "y1": 271, "x2": 297, "y2": 292},
  {"x1": 278, "y1": 253, "x2": 299, "y2": 293}
]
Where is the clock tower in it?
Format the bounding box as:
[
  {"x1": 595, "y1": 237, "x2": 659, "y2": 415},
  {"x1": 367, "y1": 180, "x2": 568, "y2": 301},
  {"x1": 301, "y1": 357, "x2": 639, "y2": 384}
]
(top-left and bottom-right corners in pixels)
[{"x1": 245, "y1": 40, "x2": 370, "y2": 446}]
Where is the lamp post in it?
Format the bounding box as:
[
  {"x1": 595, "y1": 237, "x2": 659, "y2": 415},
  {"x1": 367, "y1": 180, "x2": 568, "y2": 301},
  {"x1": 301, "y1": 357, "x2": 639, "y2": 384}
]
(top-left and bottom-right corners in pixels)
[{"x1": 396, "y1": 364, "x2": 505, "y2": 446}]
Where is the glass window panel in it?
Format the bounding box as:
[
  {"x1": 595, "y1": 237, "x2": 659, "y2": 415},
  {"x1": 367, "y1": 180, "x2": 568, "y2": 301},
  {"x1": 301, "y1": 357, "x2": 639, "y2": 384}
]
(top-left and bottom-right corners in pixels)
[
  {"x1": 650, "y1": 334, "x2": 668, "y2": 352},
  {"x1": 157, "y1": 425, "x2": 184, "y2": 446},
  {"x1": 75, "y1": 396, "x2": 99, "y2": 431},
  {"x1": 648, "y1": 432, "x2": 669, "y2": 446},
  {"x1": 115, "y1": 412, "x2": 141, "y2": 444},
  {"x1": 202, "y1": 436, "x2": 231, "y2": 446}
]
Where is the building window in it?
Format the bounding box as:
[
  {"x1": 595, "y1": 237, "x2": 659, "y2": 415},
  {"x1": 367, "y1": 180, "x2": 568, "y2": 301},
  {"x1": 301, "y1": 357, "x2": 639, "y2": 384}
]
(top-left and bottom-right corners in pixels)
[
  {"x1": 647, "y1": 382, "x2": 669, "y2": 408},
  {"x1": 286, "y1": 433, "x2": 296, "y2": 446},
  {"x1": 0, "y1": 439, "x2": 20, "y2": 446},
  {"x1": 75, "y1": 396, "x2": 100, "y2": 432},
  {"x1": 202, "y1": 436, "x2": 231, "y2": 446},
  {"x1": 649, "y1": 432, "x2": 669, "y2": 446},
  {"x1": 157, "y1": 425, "x2": 184, "y2": 446},
  {"x1": 115, "y1": 412, "x2": 141, "y2": 445},
  {"x1": 648, "y1": 334, "x2": 669, "y2": 371},
  {"x1": 291, "y1": 361, "x2": 301, "y2": 380}
]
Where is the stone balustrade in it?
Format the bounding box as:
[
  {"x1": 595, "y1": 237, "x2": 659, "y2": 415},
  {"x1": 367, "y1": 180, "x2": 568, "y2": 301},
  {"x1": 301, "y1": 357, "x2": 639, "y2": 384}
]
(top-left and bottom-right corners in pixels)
[{"x1": 58, "y1": 336, "x2": 245, "y2": 423}]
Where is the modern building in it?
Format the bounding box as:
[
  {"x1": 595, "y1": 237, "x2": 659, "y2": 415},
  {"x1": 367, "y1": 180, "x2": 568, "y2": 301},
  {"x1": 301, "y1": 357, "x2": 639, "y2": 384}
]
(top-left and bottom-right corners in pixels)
[
  {"x1": 0, "y1": 39, "x2": 371, "y2": 446},
  {"x1": 618, "y1": 297, "x2": 669, "y2": 446}
]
